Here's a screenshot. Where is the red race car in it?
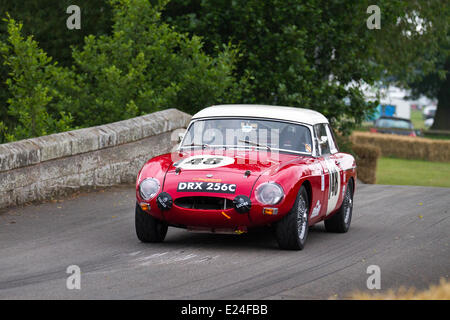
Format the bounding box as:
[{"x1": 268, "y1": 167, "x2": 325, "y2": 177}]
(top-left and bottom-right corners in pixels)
[{"x1": 135, "y1": 105, "x2": 356, "y2": 250}]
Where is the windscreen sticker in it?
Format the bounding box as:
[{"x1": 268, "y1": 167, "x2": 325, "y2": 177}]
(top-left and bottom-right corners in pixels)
[
  {"x1": 305, "y1": 144, "x2": 312, "y2": 153},
  {"x1": 241, "y1": 122, "x2": 257, "y2": 133},
  {"x1": 175, "y1": 155, "x2": 235, "y2": 170}
]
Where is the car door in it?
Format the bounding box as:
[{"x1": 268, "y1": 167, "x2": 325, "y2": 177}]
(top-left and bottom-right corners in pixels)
[
  {"x1": 326, "y1": 123, "x2": 354, "y2": 207},
  {"x1": 314, "y1": 123, "x2": 341, "y2": 217}
]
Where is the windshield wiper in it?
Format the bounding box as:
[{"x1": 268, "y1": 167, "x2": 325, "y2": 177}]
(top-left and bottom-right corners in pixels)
[
  {"x1": 238, "y1": 139, "x2": 271, "y2": 151},
  {"x1": 183, "y1": 142, "x2": 209, "y2": 149}
]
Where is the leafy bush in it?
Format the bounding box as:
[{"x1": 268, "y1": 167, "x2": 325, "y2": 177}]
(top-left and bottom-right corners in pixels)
[
  {"x1": 70, "y1": 0, "x2": 243, "y2": 127},
  {"x1": 163, "y1": 0, "x2": 382, "y2": 135},
  {"x1": 162, "y1": 0, "x2": 448, "y2": 135},
  {"x1": 0, "y1": 16, "x2": 76, "y2": 142},
  {"x1": 0, "y1": 0, "x2": 244, "y2": 142}
]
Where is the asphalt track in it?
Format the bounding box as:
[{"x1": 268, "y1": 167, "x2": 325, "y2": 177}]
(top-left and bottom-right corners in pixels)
[{"x1": 0, "y1": 184, "x2": 448, "y2": 299}]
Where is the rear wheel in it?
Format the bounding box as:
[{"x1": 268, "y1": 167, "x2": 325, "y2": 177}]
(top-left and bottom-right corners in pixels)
[
  {"x1": 324, "y1": 181, "x2": 353, "y2": 233},
  {"x1": 275, "y1": 185, "x2": 310, "y2": 250},
  {"x1": 135, "y1": 203, "x2": 168, "y2": 242}
]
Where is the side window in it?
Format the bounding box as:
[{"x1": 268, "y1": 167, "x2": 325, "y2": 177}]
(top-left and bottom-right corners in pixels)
[
  {"x1": 325, "y1": 124, "x2": 339, "y2": 154},
  {"x1": 314, "y1": 124, "x2": 331, "y2": 155}
]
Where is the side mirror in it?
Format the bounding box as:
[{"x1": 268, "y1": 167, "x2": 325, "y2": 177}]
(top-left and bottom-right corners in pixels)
[{"x1": 320, "y1": 136, "x2": 328, "y2": 145}]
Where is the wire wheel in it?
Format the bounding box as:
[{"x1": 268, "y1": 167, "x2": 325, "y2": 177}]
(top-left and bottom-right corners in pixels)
[{"x1": 297, "y1": 196, "x2": 308, "y2": 240}]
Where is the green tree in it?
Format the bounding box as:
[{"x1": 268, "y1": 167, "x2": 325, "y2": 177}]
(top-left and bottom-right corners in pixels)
[
  {"x1": 0, "y1": 0, "x2": 112, "y2": 67},
  {"x1": 162, "y1": 0, "x2": 449, "y2": 133},
  {"x1": 0, "y1": 0, "x2": 113, "y2": 130},
  {"x1": 371, "y1": 1, "x2": 450, "y2": 131},
  {"x1": 0, "y1": 16, "x2": 75, "y2": 142},
  {"x1": 70, "y1": 0, "x2": 243, "y2": 126},
  {"x1": 407, "y1": 50, "x2": 450, "y2": 131},
  {"x1": 163, "y1": 0, "x2": 382, "y2": 134},
  {"x1": 0, "y1": 0, "x2": 243, "y2": 141}
]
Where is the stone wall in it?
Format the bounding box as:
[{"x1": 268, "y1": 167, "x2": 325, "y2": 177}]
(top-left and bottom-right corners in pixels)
[{"x1": 0, "y1": 109, "x2": 191, "y2": 209}]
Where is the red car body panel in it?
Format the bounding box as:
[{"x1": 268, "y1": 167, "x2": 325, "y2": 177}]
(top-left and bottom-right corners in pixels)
[{"x1": 136, "y1": 148, "x2": 357, "y2": 230}]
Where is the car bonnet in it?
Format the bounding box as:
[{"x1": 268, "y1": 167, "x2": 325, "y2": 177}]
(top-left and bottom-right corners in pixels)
[{"x1": 162, "y1": 149, "x2": 296, "y2": 197}]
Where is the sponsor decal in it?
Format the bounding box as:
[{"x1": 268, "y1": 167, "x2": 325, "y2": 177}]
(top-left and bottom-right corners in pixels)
[
  {"x1": 192, "y1": 177, "x2": 222, "y2": 183},
  {"x1": 311, "y1": 200, "x2": 321, "y2": 218},
  {"x1": 175, "y1": 155, "x2": 234, "y2": 170},
  {"x1": 156, "y1": 192, "x2": 173, "y2": 210},
  {"x1": 305, "y1": 143, "x2": 312, "y2": 153},
  {"x1": 233, "y1": 195, "x2": 252, "y2": 213},
  {"x1": 235, "y1": 200, "x2": 249, "y2": 209},
  {"x1": 177, "y1": 182, "x2": 236, "y2": 194}
]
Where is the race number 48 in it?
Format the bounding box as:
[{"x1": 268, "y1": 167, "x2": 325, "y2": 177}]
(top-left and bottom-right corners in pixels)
[{"x1": 176, "y1": 155, "x2": 235, "y2": 170}]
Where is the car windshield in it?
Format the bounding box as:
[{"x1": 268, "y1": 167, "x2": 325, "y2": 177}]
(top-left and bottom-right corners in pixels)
[
  {"x1": 376, "y1": 118, "x2": 412, "y2": 129},
  {"x1": 181, "y1": 118, "x2": 313, "y2": 154}
]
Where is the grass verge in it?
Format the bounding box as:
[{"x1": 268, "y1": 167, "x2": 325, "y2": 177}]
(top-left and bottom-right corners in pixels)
[
  {"x1": 376, "y1": 157, "x2": 450, "y2": 188},
  {"x1": 410, "y1": 109, "x2": 426, "y2": 130}
]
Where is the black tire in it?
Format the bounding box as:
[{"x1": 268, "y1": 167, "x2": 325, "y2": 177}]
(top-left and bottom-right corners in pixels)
[
  {"x1": 135, "y1": 203, "x2": 168, "y2": 242},
  {"x1": 275, "y1": 185, "x2": 310, "y2": 250},
  {"x1": 324, "y1": 181, "x2": 353, "y2": 233}
]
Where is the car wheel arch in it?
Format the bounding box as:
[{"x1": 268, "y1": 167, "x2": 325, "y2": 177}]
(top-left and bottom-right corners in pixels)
[
  {"x1": 283, "y1": 179, "x2": 312, "y2": 216},
  {"x1": 301, "y1": 179, "x2": 312, "y2": 212},
  {"x1": 348, "y1": 176, "x2": 355, "y2": 195}
]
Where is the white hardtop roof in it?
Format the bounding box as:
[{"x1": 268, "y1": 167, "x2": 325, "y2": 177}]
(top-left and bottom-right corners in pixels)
[{"x1": 191, "y1": 104, "x2": 328, "y2": 125}]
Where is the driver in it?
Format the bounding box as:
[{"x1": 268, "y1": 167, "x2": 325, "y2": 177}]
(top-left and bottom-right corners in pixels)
[{"x1": 280, "y1": 125, "x2": 305, "y2": 152}]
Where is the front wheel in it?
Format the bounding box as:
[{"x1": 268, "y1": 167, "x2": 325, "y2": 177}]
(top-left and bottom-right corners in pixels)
[
  {"x1": 324, "y1": 181, "x2": 353, "y2": 233},
  {"x1": 135, "y1": 203, "x2": 168, "y2": 242},
  {"x1": 274, "y1": 185, "x2": 310, "y2": 250}
]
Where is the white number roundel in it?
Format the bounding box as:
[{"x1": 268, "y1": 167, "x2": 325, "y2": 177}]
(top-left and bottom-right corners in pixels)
[
  {"x1": 324, "y1": 158, "x2": 341, "y2": 215},
  {"x1": 176, "y1": 155, "x2": 235, "y2": 170}
]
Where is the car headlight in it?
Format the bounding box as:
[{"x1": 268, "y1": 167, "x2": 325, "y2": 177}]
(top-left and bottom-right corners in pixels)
[
  {"x1": 255, "y1": 182, "x2": 284, "y2": 205},
  {"x1": 139, "y1": 178, "x2": 160, "y2": 200}
]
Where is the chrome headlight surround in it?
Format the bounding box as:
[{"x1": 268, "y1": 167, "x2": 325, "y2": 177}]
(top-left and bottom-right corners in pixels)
[
  {"x1": 255, "y1": 182, "x2": 284, "y2": 205},
  {"x1": 139, "y1": 178, "x2": 160, "y2": 201}
]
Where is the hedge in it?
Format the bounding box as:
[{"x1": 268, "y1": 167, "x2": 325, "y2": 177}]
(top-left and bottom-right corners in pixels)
[
  {"x1": 352, "y1": 144, "x2": 381, "y2": 184},
  {"x1": 351, "y1": 132, "x2": 450, "y2": 162}
]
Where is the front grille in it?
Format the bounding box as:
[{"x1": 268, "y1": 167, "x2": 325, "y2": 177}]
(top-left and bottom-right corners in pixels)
[{"x1": 174, "y1": 196, "x2": 234, "y2": 210}]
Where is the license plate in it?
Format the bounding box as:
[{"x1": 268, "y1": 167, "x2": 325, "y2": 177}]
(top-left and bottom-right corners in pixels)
[{"x1": 177, "y1": 182, "x2": 236, "y2": 194}]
